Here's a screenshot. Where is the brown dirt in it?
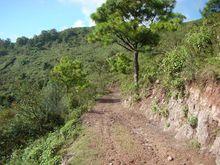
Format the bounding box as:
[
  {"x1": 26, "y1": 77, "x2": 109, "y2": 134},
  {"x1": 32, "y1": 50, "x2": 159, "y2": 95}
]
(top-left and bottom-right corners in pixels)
[{"x1": 64, "y1": 90, "x2": 216, "y2": 165}]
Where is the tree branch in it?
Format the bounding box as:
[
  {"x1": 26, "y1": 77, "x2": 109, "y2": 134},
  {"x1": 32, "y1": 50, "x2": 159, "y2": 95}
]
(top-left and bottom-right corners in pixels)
[
  {"x1": 116, "y1": 41, "x2": 133, "y2": 52},
  {"x1": 115, "y1": 32, "x2": 135, "y2": 51}
]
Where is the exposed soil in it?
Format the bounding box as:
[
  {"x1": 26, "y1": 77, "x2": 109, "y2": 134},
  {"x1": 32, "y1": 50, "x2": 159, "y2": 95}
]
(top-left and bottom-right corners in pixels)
[{"x1": 63, "y1": 89, "x2": 216, "y2": 165}]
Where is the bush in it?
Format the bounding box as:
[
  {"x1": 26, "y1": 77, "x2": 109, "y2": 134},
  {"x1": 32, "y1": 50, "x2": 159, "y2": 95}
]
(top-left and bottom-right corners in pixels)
[
  {"x1": 162, "y1": 46, "x2": 193, "y2": 90},
  {"x1": 0, "y1": 83, "x2": 67, "y2": 162},
  {"x1": 185, "y1": 25, "x2": 212, "y2": 55},
  {"x1": 182, "y1": 106, "x2": 189, "y2": 118},
  {"x1": 141, "y1": 55, "x2": 161, "y2": 84},
  {"x1": 107, "y1": 53, "x2": 132, "y2": 75},
  {"x1": 9, "y1": 105, "x2": 86, "y2": 165},
  {"x1": 51, "y1": 57, "x2": 88, "y2": 93},
  {"x1": 188, "y1": 116, "x2": 198, "y2": 128},
  {"x1": 189, "y1": 139, "x2": 201, "y2": 149},
  {"x1": 151, "y1": 101, "x2": 169, "y2": 118}
]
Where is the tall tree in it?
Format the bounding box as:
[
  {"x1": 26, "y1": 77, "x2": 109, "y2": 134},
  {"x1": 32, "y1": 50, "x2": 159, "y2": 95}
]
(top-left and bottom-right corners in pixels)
[
  {"x1": 89, "y1": 0, "x2": 184, "y2": 86},
  {"x1": 202, "y1": 0, "x2": 220, "y2": 17},
  {"x1": 16, "y1": 37, "x2": 29, "y2": 46}
]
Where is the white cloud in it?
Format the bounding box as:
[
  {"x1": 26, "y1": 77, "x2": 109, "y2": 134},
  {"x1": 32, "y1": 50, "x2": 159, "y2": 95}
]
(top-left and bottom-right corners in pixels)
[
  {"x1": 58, "y1": 0, "x2": 105, "y2": 26},
  {"x1": 73, "y1": 19, "x2": 85, "y2": 27}
]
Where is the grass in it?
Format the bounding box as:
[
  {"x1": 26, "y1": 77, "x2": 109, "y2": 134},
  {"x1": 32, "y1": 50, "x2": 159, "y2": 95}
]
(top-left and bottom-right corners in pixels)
[
  {"x1": 64, "y1": 127, "x2": 103, "y2": 165},
  {"x1": 111, "y1": 123, "x2": 136, "y2": 153}
]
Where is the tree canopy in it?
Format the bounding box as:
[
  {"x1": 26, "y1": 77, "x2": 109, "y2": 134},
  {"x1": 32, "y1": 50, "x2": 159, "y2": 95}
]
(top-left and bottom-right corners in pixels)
[
  {"x1": 89, "y1": 0, "x2": 184, "y2": 51},
  {"x1": 51, "y1": 57, "x2": 88, "y2": 92},
  {"x1": 202, "y1": 0, "x2": 220, "y2": 17},
  {"x1": 89, "y1": 0, "x2": 184, "y2": 85}
]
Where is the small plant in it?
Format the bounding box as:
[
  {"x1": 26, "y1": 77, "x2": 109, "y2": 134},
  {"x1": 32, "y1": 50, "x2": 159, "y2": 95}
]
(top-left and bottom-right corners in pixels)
[
  {"x1": 182, "y1": 106, "x2": 189, "y2": 118},
  {"x1": 189, "y1": 139, "x2": 201, "y2": 149},
  {"x1": 151, "y1": 101, "x2": 160, "y2": 114},
  {"x1": 165, "y1": 122, "x2": 170, "y2": 128},
  {"x1": 151, "y1": 101, "x2": 169, "y2": 118},
  {"x1": 160, "y1": 106, "x2": 169, "y2": 118},
  {"x1": 188, "y1": 116, "x2": 198, "y2": 128},
  {"x1": 133, "y1": 93, "x2": 141, "y2": 102}
]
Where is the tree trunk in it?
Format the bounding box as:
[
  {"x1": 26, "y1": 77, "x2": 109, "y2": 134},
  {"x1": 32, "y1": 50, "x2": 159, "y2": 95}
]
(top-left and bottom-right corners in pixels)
[{"x1": 134, "y1": 50, "x2": 139, "y2": 87}]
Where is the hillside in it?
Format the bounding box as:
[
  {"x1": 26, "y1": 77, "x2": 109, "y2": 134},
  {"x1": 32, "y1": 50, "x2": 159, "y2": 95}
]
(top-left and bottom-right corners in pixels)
[{"x1": 0, "y1": 12, "x2": 220, "y2": 164}]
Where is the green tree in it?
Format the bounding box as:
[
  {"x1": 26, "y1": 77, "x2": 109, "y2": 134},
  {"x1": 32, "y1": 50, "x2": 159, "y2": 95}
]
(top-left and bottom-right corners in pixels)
[
  {"x1": 51, "y1": 57, "x2": 88, "y2": 93},
  {"x1": 202, "y1": 0, "x2": 220, "y2": 17},
  {"x1": 89, "y1": 0, "x2": 184, "y2": 86},
  {"x1": 16, "y1": 36, "x2": 29, "y2": 46}
]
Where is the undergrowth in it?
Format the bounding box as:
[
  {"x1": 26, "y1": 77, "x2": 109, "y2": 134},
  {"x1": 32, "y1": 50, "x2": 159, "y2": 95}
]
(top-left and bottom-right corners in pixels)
[{"x1": 8, "y1": 106, "x2": 87, "y2": 164}]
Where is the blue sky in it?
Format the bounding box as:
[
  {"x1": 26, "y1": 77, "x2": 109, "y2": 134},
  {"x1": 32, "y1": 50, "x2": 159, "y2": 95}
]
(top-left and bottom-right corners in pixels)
[{"x1": 0, "y1": 0, "x2": 208, "y2": 41}]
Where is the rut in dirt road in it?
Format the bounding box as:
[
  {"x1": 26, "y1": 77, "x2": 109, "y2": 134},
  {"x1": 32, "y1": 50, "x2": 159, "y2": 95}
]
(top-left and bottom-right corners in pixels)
[{"x1": 65, "y1": 91, "x2": 216, "y2": 165}]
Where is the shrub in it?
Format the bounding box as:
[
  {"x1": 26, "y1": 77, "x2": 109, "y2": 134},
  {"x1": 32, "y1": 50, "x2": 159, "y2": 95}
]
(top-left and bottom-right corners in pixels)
[
  {"x1": 162, "y1": 46, "x2": 193, "y2": 90},
  {"x1": 51, "y1": 57, "x2": 88, "y2": 93},
  {"x1": 185, "y1": 25, "x2": 212, "y2": 55},
  {"x1": 0, "y1": 83, "x2": 67, "y2": 162},
  {"x1": 8, "y1": 106, "x2": 85, "y2": 165},
  {"x1": 141, "y1": 56, "x2": 161, "y2": 84},
  {"x1": 188, "y1": 116, "x2": 198, "y2": 128},
  {"x1": 182, "y1": 106, "x2": 189, "y2": 118},
  {"x1": 107, "y1": 53, "x2": 132, "y2": 75},
  {"x1": 189, "y1": 139, "x2": 201, "y2": 149},
  {"x1": 151, "y1": 101, "x2": 169, "y2": 118}
]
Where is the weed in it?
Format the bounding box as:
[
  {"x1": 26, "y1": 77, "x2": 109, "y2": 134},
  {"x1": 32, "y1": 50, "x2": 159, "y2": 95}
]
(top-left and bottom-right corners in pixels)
[
  {"x1": 189, "y1": 139, "x2": 201, "y2": 150},
  {"x1": 182, "y1": 106, "x2": 189, "y2": 118},
  {"x1": 151, "y1": 101, "x2": 169, "y2": 118},
  {"x1": 165, "y1": 122, "x2": 170, "y2": 128},
  {"x1": 151, "y1": 101, "x2": 160, "y2": 114},
  {"x1": 188, "y1": 116, "x2": 198, "y2": 129}
]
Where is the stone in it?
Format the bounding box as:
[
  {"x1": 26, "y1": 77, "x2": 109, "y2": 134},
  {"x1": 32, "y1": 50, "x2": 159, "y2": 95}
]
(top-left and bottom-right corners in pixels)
[
  {"x1": 196, "y1": 111, "x2": 209, "y2": 146},
  {"x1": 167, "y1": 156, "x2": 174, "y2": 161},
  {"x1": 211, "y1": 105, "x2": 220, "y2": 126},
  {"x1": 210, "y1": 136, "x2": 220, "y2": 156},
  {"x1": 175, "y1": 124, "x2": 194, "y2": 141},
  {"x1": 167, "y1": 98, "x2": 185, "y2": 131}
]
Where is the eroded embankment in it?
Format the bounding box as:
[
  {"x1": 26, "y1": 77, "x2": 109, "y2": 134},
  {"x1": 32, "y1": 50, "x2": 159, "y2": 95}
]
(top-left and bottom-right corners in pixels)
[{"x1": 128, "y1": 82, "x2": 220, "y2": 164}]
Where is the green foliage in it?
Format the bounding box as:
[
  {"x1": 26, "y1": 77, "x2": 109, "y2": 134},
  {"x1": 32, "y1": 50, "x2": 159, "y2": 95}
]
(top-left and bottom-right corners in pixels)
[
  {"x1": 140, "y1": 55, "x2": 161, "y2": 84},
  {"x1": 185, "y1": 25, "x2": 213, "y2": 54},
  {"x1": 188, "y1": 116, "x2": 198, "y2": 129},
  {"x1": 151, "y1": 101, "x2": 160, "y2": 113},
  {"x1": 162, "y1": 46, "x2": 193, "y2": 90},
  {"x1": 51, "y1": 57, "x2": 88, "y2": 92},
  {"x1": 202, "y1": 0, "x2": 220, "y2": 17},
  {"x1": 0, "y1": 83, "x2": 67, "y2": 162},
  {"x1": 189, "y1": 139, "x2": 201, "y2": 149},
  {"x1": 0, "y1": 26, "x2": 113, "y2": 163},
  {"x1": 9, "y1": 109, "x2": 83, "y2": 165},
  {"x1": 151, "y1": 101, "x2": 169, "y2": 118},
  {"x1": 120, "y1": 76, "x2": 136, "y2": 95},
  {"x1": 89, "y1": 0, "x2": 183, "y2": 52},
  {"x1": 107, "y1": 53, "x2": 132, "y2": 74},
  {"x1": 89, "y1": 0, "x2": 184, "y2": 86},
  {"x1": 182, "y1": 106, "x2": 189, "y2": 118}
]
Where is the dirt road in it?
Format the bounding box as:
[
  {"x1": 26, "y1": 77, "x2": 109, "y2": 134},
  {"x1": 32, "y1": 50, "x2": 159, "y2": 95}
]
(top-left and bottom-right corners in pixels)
[{"x1": 64, "y1": 90, "x2": 216, "y2": 165}]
